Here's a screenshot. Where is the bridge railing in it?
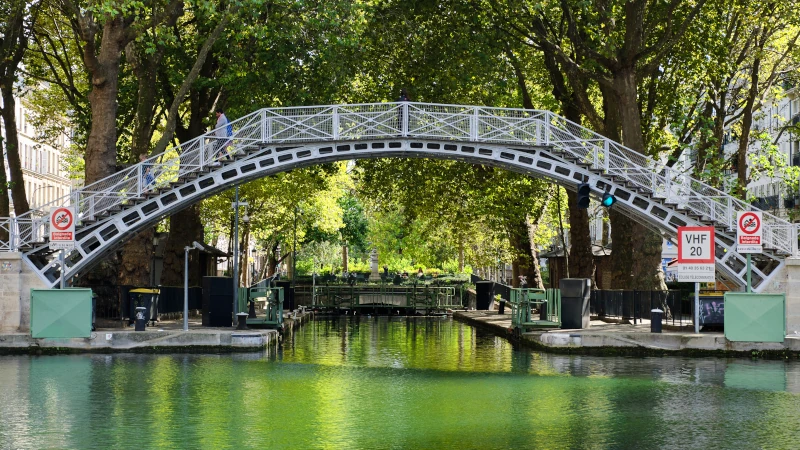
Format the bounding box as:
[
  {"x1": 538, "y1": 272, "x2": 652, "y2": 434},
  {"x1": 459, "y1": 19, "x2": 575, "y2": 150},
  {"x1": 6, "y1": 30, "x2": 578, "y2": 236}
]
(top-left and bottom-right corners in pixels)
[
  {"x1": 1, "y1": 102, "x2": 797, "y2": 258},
  {"x1": 544, "y1": 111, "x2": 798, "y2": 256}
]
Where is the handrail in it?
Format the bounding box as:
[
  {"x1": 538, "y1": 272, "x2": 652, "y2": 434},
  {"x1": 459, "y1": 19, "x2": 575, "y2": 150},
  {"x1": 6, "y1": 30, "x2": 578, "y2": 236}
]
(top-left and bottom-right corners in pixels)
[{"x1": 0, "y1": 102, "x2": 794, "y2": 257}]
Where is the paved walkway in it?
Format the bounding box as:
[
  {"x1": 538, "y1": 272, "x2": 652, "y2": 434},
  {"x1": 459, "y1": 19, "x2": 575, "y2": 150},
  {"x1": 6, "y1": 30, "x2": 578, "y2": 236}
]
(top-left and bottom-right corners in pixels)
[
  {"x1": 0, "y1": 313, "x2": 311, "y2": 354},
  {"x1": 454, "y1": 311, "x2": 800, "y2": 357}
]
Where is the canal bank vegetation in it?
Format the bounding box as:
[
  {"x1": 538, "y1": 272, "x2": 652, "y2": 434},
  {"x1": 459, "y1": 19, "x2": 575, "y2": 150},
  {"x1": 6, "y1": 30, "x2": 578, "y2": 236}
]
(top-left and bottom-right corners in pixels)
[{"x1": 3, "y1": 0, "x2": 798, "y2": 294}]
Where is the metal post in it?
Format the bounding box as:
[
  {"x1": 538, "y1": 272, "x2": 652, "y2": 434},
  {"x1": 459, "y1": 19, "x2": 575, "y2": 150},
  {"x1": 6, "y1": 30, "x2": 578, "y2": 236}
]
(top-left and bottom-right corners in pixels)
[
  {"x1": 292, "y1": 207, "x2": 297, "y2": 285},
  {"x1": 184, "y1": 246, "x2": 189, "y2": 331},
  {"x1": 137, "y1": 164, "x2": 142, "y2": 197},
  {"x1": 60, "y1": 249, "x2": 66, "y2": 289},
  {"x1": 694, "y1": 282, "x2": 699, "y2": 334},
  {"x1": 332, "y1": 106, "x2": 339, "y2": 140},
  {"x1": 746, "y1": 252, "x2": 752, "y2": 293},
  {"x1": 402, "y1": 102, "x2": 408, "y2": 137},
  {"x1": 233, "y1": 185, "x2": 240, "y2": 326}
]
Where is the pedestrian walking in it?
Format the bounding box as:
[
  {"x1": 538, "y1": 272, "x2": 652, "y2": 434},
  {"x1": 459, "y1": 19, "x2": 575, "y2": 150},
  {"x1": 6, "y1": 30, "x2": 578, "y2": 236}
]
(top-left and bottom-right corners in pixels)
[
  {"x1": 139, "y1": 153, "x2": 155, "y2": 192},
  {"x1": 397, "y1": 88, "x2": 410, "y2": 135},
  {"x1": 211, "y1": 109, "x2": 231, "y2": 166}
]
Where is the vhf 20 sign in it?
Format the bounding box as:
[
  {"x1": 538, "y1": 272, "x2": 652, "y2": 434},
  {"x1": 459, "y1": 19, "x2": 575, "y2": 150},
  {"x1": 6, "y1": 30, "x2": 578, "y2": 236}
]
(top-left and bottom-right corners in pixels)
[{"x1": 677, "y1": 226, "x2": 715, "y2": 283}]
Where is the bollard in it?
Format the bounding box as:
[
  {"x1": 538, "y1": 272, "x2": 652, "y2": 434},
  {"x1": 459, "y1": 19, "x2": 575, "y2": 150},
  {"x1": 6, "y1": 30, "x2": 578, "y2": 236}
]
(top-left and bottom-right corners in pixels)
[
  {"x1": 236, "y1": 313, "x2": 249, "y2": 330},
  {"x1": 135, "y1": 307, "x2": 147, "y2": 331},
  {"x1": 498, "y1": 300, "x2": 505, "y2": 314},
  {"x1": 650, "y1": 309, "x2": 663, "y2": 333}
]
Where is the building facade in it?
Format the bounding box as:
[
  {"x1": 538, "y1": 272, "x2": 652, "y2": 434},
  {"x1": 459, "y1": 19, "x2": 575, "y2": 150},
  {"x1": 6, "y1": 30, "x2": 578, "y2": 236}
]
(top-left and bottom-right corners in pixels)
[{"x1": 1, "y1": 94, "x2": 74, "y2": 213}]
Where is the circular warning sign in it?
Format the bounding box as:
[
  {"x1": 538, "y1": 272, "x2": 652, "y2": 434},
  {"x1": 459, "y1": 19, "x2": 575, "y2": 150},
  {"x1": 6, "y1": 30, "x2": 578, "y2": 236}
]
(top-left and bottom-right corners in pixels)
[
  {"x1": 51, "y1": 208, "x2": 74, "y2": 231},
  {"x1": 738, "y1": 212, "x2": 760, "y2": 235}
]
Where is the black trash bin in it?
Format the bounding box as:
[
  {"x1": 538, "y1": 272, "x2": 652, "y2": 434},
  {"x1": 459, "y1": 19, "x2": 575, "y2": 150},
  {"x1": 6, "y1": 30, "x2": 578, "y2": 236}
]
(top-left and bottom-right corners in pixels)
[
  {"x1": 651, "y1": 309, "x2": 663, "y2": 333},
  {"x1": 498, "y1": 299, "x2": 506, "y2": 314},
  {"x1": 559, "y1": 278, "x2": 591, "y2": 329},
  {"x1": 128, "y1": 288, "x2": 160, "y2": 326},
  {"x1": 134, "y1": 307, "x2": 147, "y2": 331}
]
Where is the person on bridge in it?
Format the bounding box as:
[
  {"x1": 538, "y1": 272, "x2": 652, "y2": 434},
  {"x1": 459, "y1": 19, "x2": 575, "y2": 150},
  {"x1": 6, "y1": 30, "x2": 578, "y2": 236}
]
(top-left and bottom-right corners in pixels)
[
  {"x1": 212, "y1": 109, "x2": 232, "y2": 165},
  {"x1": 397, "y1": 89, "x2": 410, "y2": 135},
  {"x1": 139, "y1": 153, "x2": 155, "y2": 192}
]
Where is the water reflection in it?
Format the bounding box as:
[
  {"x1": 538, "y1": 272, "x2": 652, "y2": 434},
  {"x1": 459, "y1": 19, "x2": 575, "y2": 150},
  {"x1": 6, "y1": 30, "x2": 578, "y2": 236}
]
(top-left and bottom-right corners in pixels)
[{"x1": 0, "y1": 318, "x2": 799, "y2": 449}]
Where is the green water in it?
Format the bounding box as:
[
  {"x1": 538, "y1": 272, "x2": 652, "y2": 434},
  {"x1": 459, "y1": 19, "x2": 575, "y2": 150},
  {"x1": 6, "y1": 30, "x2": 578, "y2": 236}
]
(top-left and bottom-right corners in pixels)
[{"x1": 2, "y1": 317, "x2": 800, "y2": 449}]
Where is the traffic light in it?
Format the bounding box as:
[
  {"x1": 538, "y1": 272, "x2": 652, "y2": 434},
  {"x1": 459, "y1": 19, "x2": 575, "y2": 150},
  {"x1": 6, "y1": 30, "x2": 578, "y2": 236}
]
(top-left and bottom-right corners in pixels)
[
  {"x1": 602, "y1": 191, "x2": 616, "y2": 208},
  {"x1": 576, "y1": 183, "x2": 591, "y2": 209}
]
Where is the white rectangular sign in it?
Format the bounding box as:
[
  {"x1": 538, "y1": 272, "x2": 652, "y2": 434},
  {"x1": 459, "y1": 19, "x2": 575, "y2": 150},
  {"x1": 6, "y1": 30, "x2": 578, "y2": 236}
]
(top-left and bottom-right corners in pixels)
[
  {"x1": 736, "y1": 211, "x2": 762, "y2": 253},
  {"x1": 49, "y1": 207, "x2": 76, "y2": 250},
  {"x1": 677, "y1": 264, "x2": 716, "y2": 282},
  {"x1": 677, "y1": 226, "x2": 715, "y2": 283}
]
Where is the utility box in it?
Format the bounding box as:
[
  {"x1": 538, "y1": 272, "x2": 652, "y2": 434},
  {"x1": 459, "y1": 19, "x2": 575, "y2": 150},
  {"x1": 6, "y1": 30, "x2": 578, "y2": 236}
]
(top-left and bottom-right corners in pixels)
[
  {"x1": 724, "y1": 293, "x2": 785, "y2": 343},
  {"x1": 31, "y1": 288, "x2": 93, "y2": 338},
  {"x1": 202, "y1": 276, "x2": 233, "y2": 327},
  {"x1": 475, "y1": 281, "x2": 494, "y2": 310},
  {"x1": 560, "y1": 278, "x2": 591, "y2": 329},
  {"x1": 275, "y1": 280, "x2": 295, "y2": 311}
]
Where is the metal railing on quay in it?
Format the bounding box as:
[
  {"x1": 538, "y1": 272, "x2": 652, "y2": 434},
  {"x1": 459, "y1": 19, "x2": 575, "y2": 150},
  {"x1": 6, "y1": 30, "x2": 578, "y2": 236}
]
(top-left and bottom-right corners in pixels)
[
  {"x1": 509, "y1": 288, "x2": 562, "y2": 331},
  {"x1": 590, "y1": 290, "x2": 692, "y2": 328}
]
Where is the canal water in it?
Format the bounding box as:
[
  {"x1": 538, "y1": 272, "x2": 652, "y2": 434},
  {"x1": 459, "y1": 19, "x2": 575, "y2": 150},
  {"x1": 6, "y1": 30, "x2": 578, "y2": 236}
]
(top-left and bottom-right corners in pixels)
[{"x1": 2, "y1": 317, "x2": 800, "y2": 449}]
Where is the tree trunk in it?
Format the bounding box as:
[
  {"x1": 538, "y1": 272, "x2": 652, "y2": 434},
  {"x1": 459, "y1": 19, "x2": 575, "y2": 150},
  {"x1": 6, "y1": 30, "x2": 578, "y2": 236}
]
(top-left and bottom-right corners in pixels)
[
  {"x1": 82, "y1": 20, "x2": 126, "y2": 185},
  {"x1": 0, "y1": 87, "x2": 29, "y2": 215},
  {"x1": 611, "y1": 68, "x2": 666, "y2": 290},
  {"x1": 342, "y1": 244, "x2": 349, "y2": 272},
  {"x1": 736, "y1": 52, "x2": 762, "y2": 195},
  {"x1": 609, "y1": 210, "x2": 634, "y2": 288},
  {"x1": 566, "y1": 190, "x2": 594, "y2": 279},
  {"x1": 458, "y1": 239, "x2": 464, "y2": 273},
  {"x1": 117, "y1": 227, "x2": 154, "y2": 286},
  {"x1": 508, "y1": 216, "x2": 543, "y2": 289},
  {"x1": 161, "y1": 205, "x2": 204, "y2": 286},
  {"x1": 0, "y1": 146, "x2": 8, "y2": 241}
]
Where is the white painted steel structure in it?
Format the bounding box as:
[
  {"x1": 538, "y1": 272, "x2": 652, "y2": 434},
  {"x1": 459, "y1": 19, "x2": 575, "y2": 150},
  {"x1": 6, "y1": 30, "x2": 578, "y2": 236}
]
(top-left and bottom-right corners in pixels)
[{"x1": 0, "y1": 102, "x2": 794, "y2": 289}]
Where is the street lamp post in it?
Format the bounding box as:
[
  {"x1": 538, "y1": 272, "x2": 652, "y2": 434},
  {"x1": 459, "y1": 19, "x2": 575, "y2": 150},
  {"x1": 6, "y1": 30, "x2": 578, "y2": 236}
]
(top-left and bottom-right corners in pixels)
[
  {"x1": 292, "y1": 206, "x2": 302, "y2": 286},
  {"x1": 184, "y1": 241, "x2": 203, "y2": 331},
  {"x1": 231, "y1": 186, "x2": 249, "y2": 326},
  {"x1": 30, "y1": 185, "x2": 56, "y2": 210}
]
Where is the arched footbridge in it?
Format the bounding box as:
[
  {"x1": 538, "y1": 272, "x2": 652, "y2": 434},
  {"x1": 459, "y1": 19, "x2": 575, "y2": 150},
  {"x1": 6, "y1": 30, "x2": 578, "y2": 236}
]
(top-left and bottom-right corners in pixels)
[{"x1": 1, "y1": 103, "x2": 796, "y2": 290}]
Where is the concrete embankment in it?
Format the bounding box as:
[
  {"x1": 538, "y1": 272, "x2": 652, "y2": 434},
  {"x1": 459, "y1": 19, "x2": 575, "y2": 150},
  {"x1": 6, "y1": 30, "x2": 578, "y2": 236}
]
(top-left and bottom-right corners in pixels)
[
  {"x1": 0, "y1": 311, "x2": 312, "y2": 355},
  {"x1": 454, "y1": 311, "x2": 800, "y2": 359}
]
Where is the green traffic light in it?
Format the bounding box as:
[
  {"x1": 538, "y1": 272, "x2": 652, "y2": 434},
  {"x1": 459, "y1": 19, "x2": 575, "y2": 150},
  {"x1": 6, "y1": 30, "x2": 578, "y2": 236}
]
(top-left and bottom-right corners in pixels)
[{"x1": 602, "y1": 192, "x2": 615, "y2": 207}]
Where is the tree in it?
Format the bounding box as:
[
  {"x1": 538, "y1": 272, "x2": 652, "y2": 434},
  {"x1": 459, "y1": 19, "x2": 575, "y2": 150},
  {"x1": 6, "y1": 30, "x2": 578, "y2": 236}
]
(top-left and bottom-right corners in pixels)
[{"x1": 0, "y1": 0, "x2": 41, "y2": 218}]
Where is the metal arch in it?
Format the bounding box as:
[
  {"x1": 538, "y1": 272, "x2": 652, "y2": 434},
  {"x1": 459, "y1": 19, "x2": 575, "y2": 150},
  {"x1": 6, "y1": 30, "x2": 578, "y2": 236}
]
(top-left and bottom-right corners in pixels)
[
  {"x1": 0, "y1": 102, "x2": 791, "y2": 290},
  {"x1": 20, "y1": 138, "x2": 771, "y2": 290}
]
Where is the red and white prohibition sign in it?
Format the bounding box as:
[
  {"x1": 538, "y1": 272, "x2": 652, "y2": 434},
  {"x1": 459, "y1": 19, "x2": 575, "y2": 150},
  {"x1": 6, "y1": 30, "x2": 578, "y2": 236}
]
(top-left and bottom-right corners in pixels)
[
  {"x1": 50, "y1": 207, "x2": 76, "y2": 249},
  {"x1": 737, "y1": 211, "x2": 762, "y2": 245}
]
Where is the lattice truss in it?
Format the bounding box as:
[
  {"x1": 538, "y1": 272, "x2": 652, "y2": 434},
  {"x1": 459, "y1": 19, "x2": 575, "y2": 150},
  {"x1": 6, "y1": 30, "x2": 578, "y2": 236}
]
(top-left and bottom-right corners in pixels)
[{"x1": 0, "y1": 103, "x2": 792, "y2": 290}]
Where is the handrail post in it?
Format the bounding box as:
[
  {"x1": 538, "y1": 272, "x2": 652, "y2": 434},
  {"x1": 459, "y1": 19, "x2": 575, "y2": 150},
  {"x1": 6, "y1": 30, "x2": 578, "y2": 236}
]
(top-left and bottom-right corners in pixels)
[
  {"x1": 137, "y1": 164, "x2": 142, "y2": 197},
  {"x1": 11, "y1": 217, "x2": 18, "y2": 251},
  {"x1": 545, "y1": 113, "x2": 551, "y2": 146},
  {"x1": 260, "y1": 109, "x2": 267, "y2": 143},
  {"x1": 332, "y1": 106, "x2": 339, "y2": 140},
  {"x1": 470, "y1": 106, "x2": 478, "y2": 141},
  {"x1": 402, "y1": 102, "x2": 409, "y2": 137},
  {"x1": 727, "y1": 197, "x2": 733, "y2": 231},
  {"x1": 199, "y1": 139, "x2": 206, "y2": 170},
  {"x1": 794, "y1": 224, "x2": 800, "y2": 257},
  {"x1": 603, "y1": 140, "x2": 610, "y2": 173}
]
